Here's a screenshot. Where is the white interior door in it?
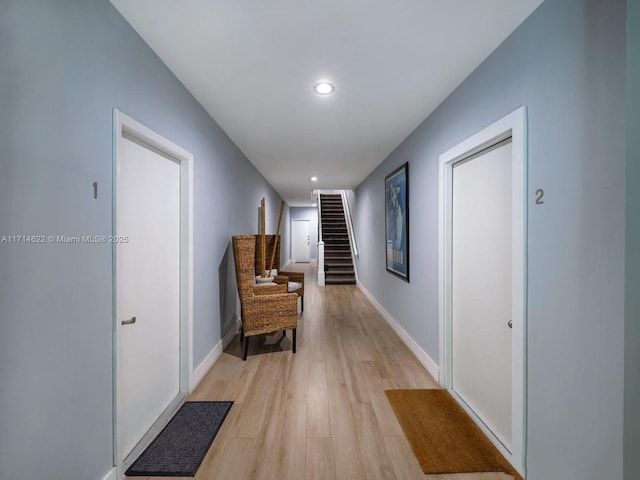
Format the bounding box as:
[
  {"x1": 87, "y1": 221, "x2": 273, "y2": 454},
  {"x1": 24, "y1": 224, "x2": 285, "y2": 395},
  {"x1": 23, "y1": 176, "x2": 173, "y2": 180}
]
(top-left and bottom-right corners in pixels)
[
  {"x1": 117, "y1": 134, "x2": 181, "y2": 459},
  {"x1": 292, "y1": 219, "x2": 310, "y2": 263},
  {"x1": 452, "y1": 140, "x2": 513, "y2": 449}
]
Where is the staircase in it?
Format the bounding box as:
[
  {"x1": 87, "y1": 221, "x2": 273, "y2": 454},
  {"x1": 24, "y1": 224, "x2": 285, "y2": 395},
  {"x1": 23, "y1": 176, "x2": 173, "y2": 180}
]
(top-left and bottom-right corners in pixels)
[{"x1": 320, "y1": 194, "x2": 356, "y2": 285}]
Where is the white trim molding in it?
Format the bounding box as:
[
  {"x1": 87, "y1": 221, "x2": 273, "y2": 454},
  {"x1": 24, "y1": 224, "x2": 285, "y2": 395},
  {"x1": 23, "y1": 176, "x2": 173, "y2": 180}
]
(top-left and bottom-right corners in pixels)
[
  {"x1": 190, "y1": 317, "x2": 241, "y2": 392},
  {"x1": 222, "y1": 315, "x2": 242, "y2": 350},
  {"x1": 191, "y1": 343, "x2": 221, "y2": 393},
  {"x1": 317, "y1": 241, "x2": 326, "y2": 286},
  {"x1": 100, "y1": 467, "x2": 117, "y2": 480},
  {"x1": 438, "y1": 106, "x2": 528, "y2": 477},
  {"x1": 357, "y1": 281, "x2": 439, "y2": 381}
]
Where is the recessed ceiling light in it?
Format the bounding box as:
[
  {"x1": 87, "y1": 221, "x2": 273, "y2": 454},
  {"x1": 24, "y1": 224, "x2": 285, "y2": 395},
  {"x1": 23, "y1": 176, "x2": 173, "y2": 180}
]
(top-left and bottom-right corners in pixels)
[
  {"x1": 310, "y1": 176, "x2": 318, "y2": 182},
  {"x1": 313, "y1": 82, "x2": 335, "y2": 95}
]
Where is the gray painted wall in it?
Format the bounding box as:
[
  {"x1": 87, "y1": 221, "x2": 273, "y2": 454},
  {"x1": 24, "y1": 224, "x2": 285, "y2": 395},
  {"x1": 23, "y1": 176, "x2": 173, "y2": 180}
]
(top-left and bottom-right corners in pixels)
[
  {"x1": 290, "y1": 207, "x2": 319, "y2": 261},
  {"x1": 625, "y1": 1, "x2": 640, "y2": 477},
  {"x1": 354, "y1": 0, "x2": 625, "y2": 478},
  {"x1": 0, "y1": 1, "x2": 287, "y2": 478}
]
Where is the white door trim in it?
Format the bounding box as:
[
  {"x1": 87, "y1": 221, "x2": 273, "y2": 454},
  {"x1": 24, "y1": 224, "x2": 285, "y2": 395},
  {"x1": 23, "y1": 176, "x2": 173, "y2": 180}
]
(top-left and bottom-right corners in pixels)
[
  {"x1": 438, "y1": 106, "x2": 527, "y2": 476},
  {"x1": 112, "y1": 110, "x2": 194, "y2": 478}
]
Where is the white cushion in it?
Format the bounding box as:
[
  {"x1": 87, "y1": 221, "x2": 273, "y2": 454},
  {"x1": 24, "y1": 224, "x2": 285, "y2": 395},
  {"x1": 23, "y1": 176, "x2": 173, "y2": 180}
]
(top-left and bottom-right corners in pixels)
[
  {"x1": 255, "y1": 281, "x2": 277, "y2": 287},
  {"x1": 264, "y1": 269, "x2": 278, "y2": 277},
  {"x1": 255, "y1": 275, "x2": 274, "y2": 284},
  {"x1": 288, "y1": 281, "x2": 302, "y2": 293}
]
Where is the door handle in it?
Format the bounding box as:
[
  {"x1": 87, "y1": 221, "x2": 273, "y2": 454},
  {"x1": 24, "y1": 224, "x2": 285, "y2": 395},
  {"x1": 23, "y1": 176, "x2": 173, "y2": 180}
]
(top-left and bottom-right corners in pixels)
[
  {"x1": 122, "y1": 316, "x2": 137, "y2": 326},
  {"x1": 508, "y1": 320, "x2": 512, "y2": 329}
]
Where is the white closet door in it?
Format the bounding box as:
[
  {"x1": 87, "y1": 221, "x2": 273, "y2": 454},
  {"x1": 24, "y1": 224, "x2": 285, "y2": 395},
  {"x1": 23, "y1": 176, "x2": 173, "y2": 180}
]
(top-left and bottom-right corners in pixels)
[
  {"x1": 292, "y1": 219, "x2": 310, "y2": 263},
  {"x1": 452, "y1": 140, "x2": 513, "y2": 449},
  {"x1": 117, "y1": 135, "x2": 181, "y2": 458}
]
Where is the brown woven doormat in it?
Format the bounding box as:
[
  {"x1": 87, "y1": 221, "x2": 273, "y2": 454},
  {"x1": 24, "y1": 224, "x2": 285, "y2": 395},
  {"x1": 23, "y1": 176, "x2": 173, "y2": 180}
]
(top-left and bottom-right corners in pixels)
[{"x1": 385, "y1": 389, "x2": 522, "y2": 479}]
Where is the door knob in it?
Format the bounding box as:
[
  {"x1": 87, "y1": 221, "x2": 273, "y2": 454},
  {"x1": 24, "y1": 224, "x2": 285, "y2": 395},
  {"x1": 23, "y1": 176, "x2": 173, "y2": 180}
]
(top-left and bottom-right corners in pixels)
[
  {"x1": 122, "y1": 316, "x2": 137, "y2": 326},
  {"x1": 508, "y1": 320, "x2": 513, "y2": 329}
]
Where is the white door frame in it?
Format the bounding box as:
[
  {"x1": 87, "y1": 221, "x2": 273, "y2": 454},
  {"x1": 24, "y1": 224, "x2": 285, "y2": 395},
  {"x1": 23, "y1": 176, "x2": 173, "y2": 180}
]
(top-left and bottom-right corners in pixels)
[
  {"x1": 112, "y1": 110, "x2": 194, "y2": 477},
  {"x1": 438, "y1": 106, "x2": 527, "y2": 476}
]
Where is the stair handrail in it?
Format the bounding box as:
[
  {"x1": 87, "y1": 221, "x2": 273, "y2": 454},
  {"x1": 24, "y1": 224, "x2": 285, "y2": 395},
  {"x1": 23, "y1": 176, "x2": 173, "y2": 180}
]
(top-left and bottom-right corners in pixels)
[
  {"x1": 317, "y1": 193, "x2": 323, "y2": 243},
  {"x1": 317, "y1": 193, "x2": 325, "y2": 286},
  {"x1": 341, "y1": 190, "x2": 358, "y2": 258}
]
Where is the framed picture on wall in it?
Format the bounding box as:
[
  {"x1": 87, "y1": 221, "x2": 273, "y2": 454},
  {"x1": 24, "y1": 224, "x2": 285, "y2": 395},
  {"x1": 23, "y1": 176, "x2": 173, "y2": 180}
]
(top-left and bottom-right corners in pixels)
[{"x1": 385, "y1": 162, "x2": 409, "y2": 281}]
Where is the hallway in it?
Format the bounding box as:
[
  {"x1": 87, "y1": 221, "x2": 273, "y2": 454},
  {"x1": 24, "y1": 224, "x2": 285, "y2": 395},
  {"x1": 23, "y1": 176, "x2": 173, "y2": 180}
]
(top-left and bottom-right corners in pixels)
[{"x1": 135, "y1": 263, "x2": 514, "y2": 480}]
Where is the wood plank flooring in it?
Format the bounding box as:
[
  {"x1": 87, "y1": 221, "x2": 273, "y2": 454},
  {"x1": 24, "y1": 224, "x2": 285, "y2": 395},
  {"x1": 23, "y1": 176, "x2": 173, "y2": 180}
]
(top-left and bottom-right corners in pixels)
[{"x1": 130, "y1": 263, "x2": 514, "y2": 480}]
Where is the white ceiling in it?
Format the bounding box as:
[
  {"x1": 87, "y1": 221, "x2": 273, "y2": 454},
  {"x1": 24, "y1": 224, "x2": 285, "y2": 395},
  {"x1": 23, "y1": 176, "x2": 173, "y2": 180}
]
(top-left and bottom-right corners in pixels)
[{"x1": 110, "y1": 0, "x2": 542, "y2": 206}]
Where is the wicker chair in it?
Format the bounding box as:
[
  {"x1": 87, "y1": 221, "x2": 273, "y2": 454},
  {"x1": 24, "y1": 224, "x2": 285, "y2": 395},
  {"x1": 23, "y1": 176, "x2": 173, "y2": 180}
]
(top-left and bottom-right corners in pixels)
[
  {"x1": 232, "y1": 235, "x2": 298, "y2": 360},
  {"x1": 255, "y1": 234, "x2": 305, "y2": 312}
]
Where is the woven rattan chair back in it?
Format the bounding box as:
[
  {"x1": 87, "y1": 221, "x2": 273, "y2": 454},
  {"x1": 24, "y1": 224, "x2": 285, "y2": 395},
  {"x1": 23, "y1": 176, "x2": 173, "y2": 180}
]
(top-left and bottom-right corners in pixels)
[{"x1": 233, "y1": 235, "x2": 257, "y2": 301}]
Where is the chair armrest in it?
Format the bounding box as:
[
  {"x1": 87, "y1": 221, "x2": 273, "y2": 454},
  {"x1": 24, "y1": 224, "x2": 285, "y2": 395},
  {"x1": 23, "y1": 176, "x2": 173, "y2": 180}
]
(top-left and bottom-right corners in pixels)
[
  {"x1": 253, "y1": 283, "x2": 287, "y2": 295},
  {"x1": 247, "y1": 293, "x2": 298, "y2": 316},
  {"x1": 279, "y1": 270, "x2": 304, "y2": 285},
  {"x1": 273, "y1": 275, "x2": 289, "y2": 285}
]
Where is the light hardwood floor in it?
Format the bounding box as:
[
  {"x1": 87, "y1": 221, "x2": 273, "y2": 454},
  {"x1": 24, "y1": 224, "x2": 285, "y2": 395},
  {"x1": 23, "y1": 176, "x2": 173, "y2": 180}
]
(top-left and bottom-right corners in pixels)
[{"x1": 131, "y1": 263, "x2": 514, "y2": 480}]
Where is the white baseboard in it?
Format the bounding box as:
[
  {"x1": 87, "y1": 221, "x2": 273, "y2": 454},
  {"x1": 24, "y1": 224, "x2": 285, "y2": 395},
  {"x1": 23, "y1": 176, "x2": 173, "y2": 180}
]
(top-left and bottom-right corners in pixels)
[
  {"x1": 101, "y1": 466, "x2": 116, "y2": 480},
  {"x1": 190, "y1": 316, "x2": 241, "y2": 392},
  {"x1": 191, "y1": 343, "x2": 220, "y2": 393},
  {"x1": 357, "y1": 281, "x2": 439, "y2": 381},
  {"x1": 222, "y1": 316, "x2": 241, "y2": 349}
]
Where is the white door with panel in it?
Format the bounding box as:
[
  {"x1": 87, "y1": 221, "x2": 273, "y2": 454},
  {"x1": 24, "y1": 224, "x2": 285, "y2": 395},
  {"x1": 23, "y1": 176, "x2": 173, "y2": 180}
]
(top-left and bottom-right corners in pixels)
[
  {"x1": 452, "y1": 140, "x2": 513, "y2": 449},
  {"x1": 117, "y1": 135, "x2": 181, "y2": 459},
  {"x1": 292, "y1": 219, "x2": 310, "y2": 263}
]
